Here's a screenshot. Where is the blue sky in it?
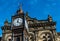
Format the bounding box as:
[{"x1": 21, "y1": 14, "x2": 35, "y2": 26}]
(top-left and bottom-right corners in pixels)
[{"x1": 0, "y1": 0, "x2": 60, "y2": 37}]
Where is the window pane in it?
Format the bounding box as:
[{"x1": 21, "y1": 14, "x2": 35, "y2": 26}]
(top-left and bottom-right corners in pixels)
[
  {"x1": 48, "y1": 36, "x2": 50, "y2": 38},
  {"x1": 48, "y1": 40, "x2": 51, "y2": 41},
  {"x1": 9, "y1": 39, "x2": 11, "y2": 41},
  {"x1": 17, "y1": 37, "x2": 20, "y2": 41},
  {"x1": 43, "y1": 36, "x2": 46, "y2": 38}
]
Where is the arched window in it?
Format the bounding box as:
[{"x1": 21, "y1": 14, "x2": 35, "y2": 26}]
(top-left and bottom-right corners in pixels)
[
  {"x1": 43, "y1": 36, "x2": 46, "y2": 38},
  {"x1": 9, "y1": 39, "x2": 11, "y2": 41},
  {"x1": 17, "y1": 37, "x2": 20, "y2": 41}
]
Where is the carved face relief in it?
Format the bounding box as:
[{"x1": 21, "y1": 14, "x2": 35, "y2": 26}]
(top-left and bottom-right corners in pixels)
[{"x1": 40, "y1": 33, "x2": 52, "y2": 41}]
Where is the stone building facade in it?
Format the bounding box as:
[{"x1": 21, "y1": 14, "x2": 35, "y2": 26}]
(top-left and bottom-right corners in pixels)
[{"x1": 1, "y1": 6, "x2": 60, "y2": 41}]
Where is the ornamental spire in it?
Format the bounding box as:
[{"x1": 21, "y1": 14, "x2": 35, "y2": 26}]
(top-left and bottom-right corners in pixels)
[
  {"x1": 48, "y1": 14, "x2": 52, "y2": 22},
  {"x1": 4, "y1": 19, "x2": 8, "y2": 26},
  {"x1": 19, "y1": 3, "x2": 23, "y2": 13},
  {"x1": 17, "y1": 3, "x2": 23, "y2": 14}
]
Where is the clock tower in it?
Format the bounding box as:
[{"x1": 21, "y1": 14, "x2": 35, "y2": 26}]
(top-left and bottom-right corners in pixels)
[{"x1": 11, "y1": 7, "x2": 28, "y2": 41}]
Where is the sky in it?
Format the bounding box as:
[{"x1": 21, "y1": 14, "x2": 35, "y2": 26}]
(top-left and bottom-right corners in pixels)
[{"x1": 0, "y1": 0, "x2": 60, "y2": 37}]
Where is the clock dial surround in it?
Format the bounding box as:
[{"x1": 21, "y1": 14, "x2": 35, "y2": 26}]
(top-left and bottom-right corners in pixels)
[{"x1": 13, "y1": 18, "x2": 23, "y2": 26}]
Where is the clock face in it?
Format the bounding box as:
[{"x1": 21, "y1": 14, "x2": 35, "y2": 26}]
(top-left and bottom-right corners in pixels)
[{"x1": 13, "y1": 18, "x2": 23, "y2": 26}]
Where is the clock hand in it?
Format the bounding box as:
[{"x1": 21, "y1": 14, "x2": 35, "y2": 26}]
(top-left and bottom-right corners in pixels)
[
  {"x1": 17, "y1": 20, "x2": 19, "y2": 23},
  {"x1": 17, "y1": 18, "x2": 20, "y2": 23}
]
